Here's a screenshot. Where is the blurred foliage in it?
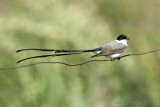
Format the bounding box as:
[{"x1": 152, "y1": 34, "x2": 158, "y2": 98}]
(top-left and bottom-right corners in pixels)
[{"x1": 0, "y1": 0, "x2": 160, "y2": 107}]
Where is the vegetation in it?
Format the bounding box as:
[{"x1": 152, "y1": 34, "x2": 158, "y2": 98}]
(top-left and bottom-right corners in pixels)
[{"x1": 0, "y1": 0, "x2": 160, "y2": 107}]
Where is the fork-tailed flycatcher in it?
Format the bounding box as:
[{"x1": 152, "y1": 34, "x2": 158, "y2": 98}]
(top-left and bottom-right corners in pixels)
[{"x1": 16, "y1": 35, "x2": 129, "y2": 63}]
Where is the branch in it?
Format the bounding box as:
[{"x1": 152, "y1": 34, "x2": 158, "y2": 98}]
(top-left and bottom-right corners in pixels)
[{"x1": 0, "y1": 49, "x2": 159, "y2": 70}]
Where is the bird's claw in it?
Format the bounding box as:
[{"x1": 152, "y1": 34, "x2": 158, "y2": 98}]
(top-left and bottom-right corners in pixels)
[
  {"x1": 111, "y1": 57, "x2": 121, "y2": 61},
  {"x1": 117, "y1": 57, "x2": 121, "y2": 60}
]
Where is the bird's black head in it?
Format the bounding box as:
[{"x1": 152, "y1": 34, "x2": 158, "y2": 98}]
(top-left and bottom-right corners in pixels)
[{"x1": 117, "y1": 35, "x2": 130, "y2": 41}]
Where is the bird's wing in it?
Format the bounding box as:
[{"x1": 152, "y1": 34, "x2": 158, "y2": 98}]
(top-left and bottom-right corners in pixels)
[{"x1": 91, "y1": 41, "x2": 127, "y2": 57}]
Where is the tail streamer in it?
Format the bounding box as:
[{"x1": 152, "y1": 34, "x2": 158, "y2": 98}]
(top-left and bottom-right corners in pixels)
[{"x1": 0, "y1": 49, "x2": 159, "y2": 70}]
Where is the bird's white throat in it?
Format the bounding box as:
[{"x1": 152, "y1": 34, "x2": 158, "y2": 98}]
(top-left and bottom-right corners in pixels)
[{"x1": 117, "y1": 40, "x2": 128, "y2": 46}]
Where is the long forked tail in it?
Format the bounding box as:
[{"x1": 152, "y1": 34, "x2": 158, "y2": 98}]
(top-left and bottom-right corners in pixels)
[
  {"x1": 16, "y1": 49, "x2": 57, "y2": 53},
  {"x1": 55, "y1": 48, "x2": 102, "y2": 53},
  {"x1": 16, "y1": 53, "x2": 82, "y2": 64},
  {"x1": 16, "y1": 48, "x2": 102, "y2": 53}
]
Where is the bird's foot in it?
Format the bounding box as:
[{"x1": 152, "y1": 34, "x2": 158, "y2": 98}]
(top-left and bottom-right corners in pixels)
[
  {"x1": 117, "y1": 57, "x2": 121, "y2": 60},
  {"x1": 111, "y1": 57, "x2": 121, "y2": 61}
]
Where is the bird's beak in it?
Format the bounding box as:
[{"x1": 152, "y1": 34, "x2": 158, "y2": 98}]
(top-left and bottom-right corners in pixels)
[{"x1": 126, "y1": 37, "x2": 130, "y2": 40}]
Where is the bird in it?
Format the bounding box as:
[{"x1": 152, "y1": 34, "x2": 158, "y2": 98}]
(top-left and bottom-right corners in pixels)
[{"x1": 16, "y1": 34, "x2": 129, "y2": 63}]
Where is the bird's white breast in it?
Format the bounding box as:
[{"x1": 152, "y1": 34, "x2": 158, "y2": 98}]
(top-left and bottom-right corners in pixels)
[
  {"x1": 118, "y1": 40, "x2": 128, "y2": 46},
  {"x1": 108, "y1": 52, "x2": 124, "y2": 58}
]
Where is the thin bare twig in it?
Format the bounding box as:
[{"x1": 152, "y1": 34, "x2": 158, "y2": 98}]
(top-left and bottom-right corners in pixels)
[{"x1": 0, "y1": 49, "x2": 159, "y2": 70}]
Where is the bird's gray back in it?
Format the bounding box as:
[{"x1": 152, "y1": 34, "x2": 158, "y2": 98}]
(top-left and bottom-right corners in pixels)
[{"x1": 91, "y1": 40, "x2": 127, "y2": 57}]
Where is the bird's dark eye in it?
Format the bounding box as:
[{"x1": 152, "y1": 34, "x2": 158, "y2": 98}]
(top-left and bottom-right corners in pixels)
[{"x1": 117, "y1": 34, "x2": 127, "y2": 40}]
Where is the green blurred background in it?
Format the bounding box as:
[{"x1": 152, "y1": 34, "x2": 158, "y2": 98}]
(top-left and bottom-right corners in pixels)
[{"x1": 0, "y1": 0, "x2": 160, "y2": 107}]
